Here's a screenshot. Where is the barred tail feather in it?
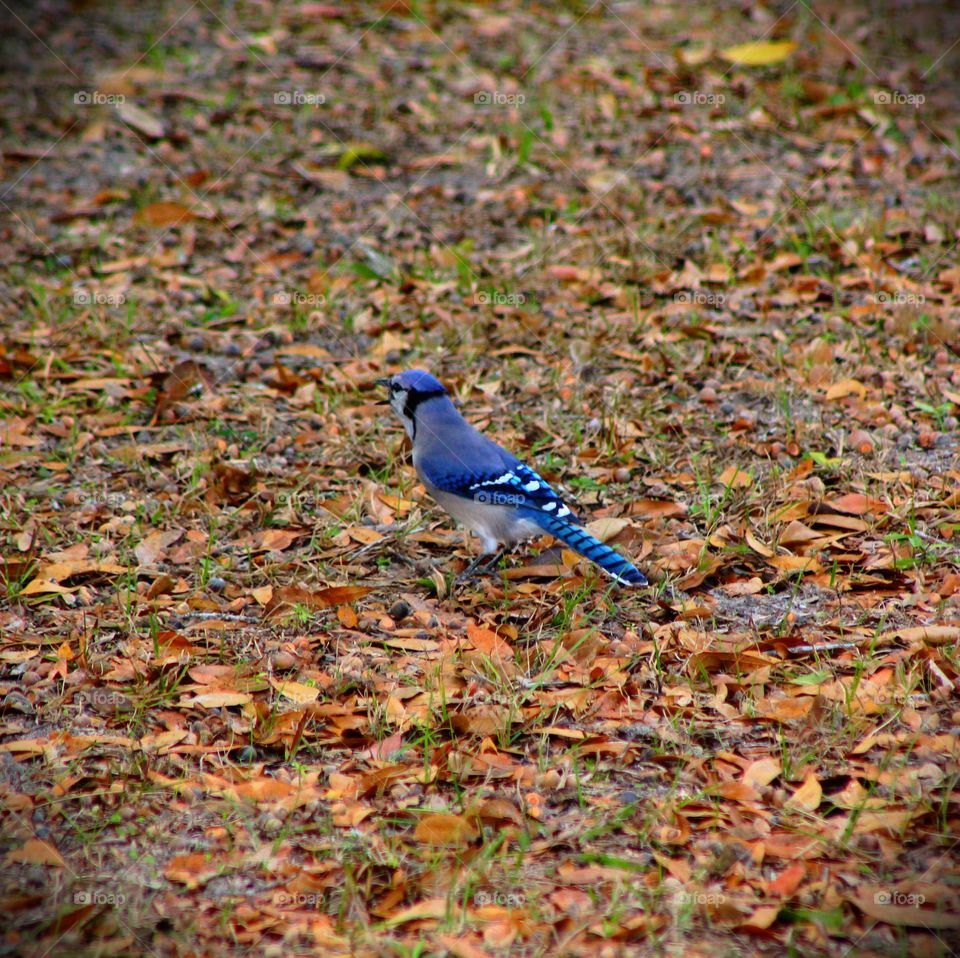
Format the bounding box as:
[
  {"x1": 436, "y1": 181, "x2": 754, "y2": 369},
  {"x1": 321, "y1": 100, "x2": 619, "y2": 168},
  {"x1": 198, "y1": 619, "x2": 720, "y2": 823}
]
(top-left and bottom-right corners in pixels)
[{"x1": 528, "y1": 511, "x2": 647, "y2": 587}]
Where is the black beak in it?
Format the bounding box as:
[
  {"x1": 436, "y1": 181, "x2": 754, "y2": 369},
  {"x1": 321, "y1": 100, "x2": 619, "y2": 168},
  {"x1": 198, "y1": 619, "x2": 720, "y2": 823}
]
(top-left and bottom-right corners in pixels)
[{"x1": 374, "y1": 377, "x2": 391, "y2": 404}]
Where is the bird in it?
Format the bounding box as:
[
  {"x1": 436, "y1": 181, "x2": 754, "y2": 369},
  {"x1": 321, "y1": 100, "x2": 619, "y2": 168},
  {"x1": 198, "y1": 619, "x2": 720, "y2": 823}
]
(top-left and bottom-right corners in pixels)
[{"x1": 375, "y1": 370, "x2": 647, "y2": 587}]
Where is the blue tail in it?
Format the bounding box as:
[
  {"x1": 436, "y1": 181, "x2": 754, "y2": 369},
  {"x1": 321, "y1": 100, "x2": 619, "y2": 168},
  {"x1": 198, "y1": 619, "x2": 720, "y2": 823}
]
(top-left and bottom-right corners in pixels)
[{"x1": 526, "y1": 511, "x2": 647, "y2": 587}]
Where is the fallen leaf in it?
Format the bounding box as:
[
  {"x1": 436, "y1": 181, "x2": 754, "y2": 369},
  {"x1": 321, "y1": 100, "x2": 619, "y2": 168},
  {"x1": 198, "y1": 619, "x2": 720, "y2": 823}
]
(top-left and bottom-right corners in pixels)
[
  {"x1": 116, "y1": 101, "x2": 166, "y2": 138},
  {"x1": 743, "y1": 757, "x2": 782, "y2": 788},
  {"x1": 135, "y1": 201, "x2": 196, "y2": 227},
  {"x1": 5, "y1": 839, "x2": 65, "y2": 867},
  {"x1": 785, "y1": 773, "x2": 822, "y2": 811},
  {"x1": 413, "y1": 813, "x2": 479, "y2": 846},
  {"x1": 720, "y1": 40, "x2": 797, "y2": 66}
]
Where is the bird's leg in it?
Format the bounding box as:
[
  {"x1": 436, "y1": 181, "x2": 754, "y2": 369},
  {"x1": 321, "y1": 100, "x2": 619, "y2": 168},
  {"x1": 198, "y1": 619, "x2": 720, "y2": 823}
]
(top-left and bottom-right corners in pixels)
[{"x1": 456, "y1": 551, "x2": 503, "y2": 583}]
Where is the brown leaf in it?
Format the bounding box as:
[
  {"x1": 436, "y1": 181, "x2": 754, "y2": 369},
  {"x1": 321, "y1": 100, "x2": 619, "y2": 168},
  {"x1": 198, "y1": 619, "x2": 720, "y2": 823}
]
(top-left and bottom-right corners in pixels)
[
  {"x1": 824, "y1": 493, "x2": 888, "y2": 515},
  {"x1": 738, "y1": 905, "x2": 781, "y2": 930},
  {"x1": 164, "y1": 852, "x2": 220, "y2": 888},
  {"x1": 852, "y1": 889, "x2": 960, "y2": 929},
  {"x1": 384, "y1": 898, "x2": 454, "y2": 926},
  {"x1": 256, "y1": 529, "x2": 302, "y2": 552},
  {"x1": 5, "y1": 839, "x2": 65, "y2": 867},
  {"x1": 413, "y1": 813, "x2": 479, "y2": 846},
  {"x1": 766, "y1": 862, "x2": 806, "y2": 898},
  {"x1": 824, "y1": 379, "x2": 867, "y2": 401},
  {"x1": 881, "y1": 625, "x2": 960, "y2": 647},
  {"x1": 785, "y1": 773, "x2": 822, "y2": 811},
  {"x1": 135, "y1": 530, "x2": 182, "y2": 567},
  {"x1": 717, "y1": 465, "x2": 753, "y2": 489},
  {"x1": 116, "y1": 101, "x2": 166, "y2": 138},
  {"x1": 743, "y1": 757, "x2": 782, "y2": 788},
  {"x1": 270, "y1": 679, "x2": 320, "y2": 704},
  {"x1": 631, "y1": 498, "x2": 687, "y2": 518},
  {"x1": 135, "y1": 201, "x2": 196, "y2": 227}
]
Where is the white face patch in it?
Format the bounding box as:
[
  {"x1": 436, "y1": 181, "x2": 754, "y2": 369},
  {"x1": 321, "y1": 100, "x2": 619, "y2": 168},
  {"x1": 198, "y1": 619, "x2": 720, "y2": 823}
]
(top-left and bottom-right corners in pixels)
[{"x1": 388, "y1": 384, "x2": 416, "y2": 439}]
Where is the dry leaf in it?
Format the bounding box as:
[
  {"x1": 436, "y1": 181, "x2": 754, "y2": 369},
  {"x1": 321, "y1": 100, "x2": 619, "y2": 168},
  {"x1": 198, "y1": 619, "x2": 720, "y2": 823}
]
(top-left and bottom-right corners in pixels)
[
  {"x1": 720, "y1": 40, "x2": 797, "y2": 66},
  {"x1": 785, "y1": 773, "x2": 822, "y2": 811},
  {"x1": 413, "y1": 813, "x2": 479, "y2": 845}
]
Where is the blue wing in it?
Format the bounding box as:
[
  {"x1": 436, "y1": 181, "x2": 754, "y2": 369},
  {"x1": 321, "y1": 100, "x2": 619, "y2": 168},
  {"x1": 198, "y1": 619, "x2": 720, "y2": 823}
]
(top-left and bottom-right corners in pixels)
[{"x1": 421, "y1": 458, "x2": 575, "y2": 520}]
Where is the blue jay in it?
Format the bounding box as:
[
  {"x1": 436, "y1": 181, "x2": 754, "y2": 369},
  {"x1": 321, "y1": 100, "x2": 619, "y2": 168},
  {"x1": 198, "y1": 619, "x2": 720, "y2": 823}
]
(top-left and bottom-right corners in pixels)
[{"x1": 375, "y1": 370, "x2": 647, "y2": 587}]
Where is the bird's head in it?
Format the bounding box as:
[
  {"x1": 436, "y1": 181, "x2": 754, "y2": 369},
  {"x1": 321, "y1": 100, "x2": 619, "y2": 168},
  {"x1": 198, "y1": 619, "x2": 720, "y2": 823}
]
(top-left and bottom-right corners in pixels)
[{"x1": 375, "y1": 369, "x2": 449, "y2": 439}]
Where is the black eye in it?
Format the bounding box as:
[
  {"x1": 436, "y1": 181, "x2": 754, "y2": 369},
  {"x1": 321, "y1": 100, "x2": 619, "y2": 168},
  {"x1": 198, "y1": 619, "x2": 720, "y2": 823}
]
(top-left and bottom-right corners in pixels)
[{"x1": 391, "y1": 383, "x2": 401, "y2": 393}]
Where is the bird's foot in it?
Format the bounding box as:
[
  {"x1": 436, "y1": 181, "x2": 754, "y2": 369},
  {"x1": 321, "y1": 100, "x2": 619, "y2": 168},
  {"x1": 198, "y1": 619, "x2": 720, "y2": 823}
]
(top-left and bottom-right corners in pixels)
[{"x1": 455, "y1": 551, "x2": 504, "y2": 584}]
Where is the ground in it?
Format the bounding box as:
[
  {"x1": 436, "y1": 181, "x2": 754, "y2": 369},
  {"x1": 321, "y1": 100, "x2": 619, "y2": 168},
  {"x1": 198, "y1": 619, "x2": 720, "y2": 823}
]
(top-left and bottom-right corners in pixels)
[{"x1": 1, "y1": 1, "x2": 960, "y2": 956}]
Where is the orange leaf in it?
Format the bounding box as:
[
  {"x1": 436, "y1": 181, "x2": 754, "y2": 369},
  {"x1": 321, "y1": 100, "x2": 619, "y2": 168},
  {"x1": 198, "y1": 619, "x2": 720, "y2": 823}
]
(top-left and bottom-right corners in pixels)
[
  {"x1": 413, "y1": 813, "x2": 479, "y2": 846},
  {"x1": 825, "y1": 493, "x2": 888, "y2": 515},
  {"x1": 5, "y1": 839, "x2": 65, "y2": 867},
  {"x1": 164, "y1": 852, "x2": 219, "y2": 888},
  {"x1": 743, "y1": 757, "x2": 782, "y2": 787},
  {"x1": 631, "y1": 498, "x2": 687, "y2": 518},
  {"x1": 717, "y1": 465, "x2": 753, "y2": 489},
  {"x1": 256, "y1": 529, "x2": 302, "y2": 552},
  {"x1": 466, "y1": 620, "x2": 512, "y2": 658},
  {"x1": 337, "y1": 604, "x2": 359, "y2": 628},
  {"x1": 766, "y1": 862, "x2": 806, "y2": 898},
  {"x1": 767, "y1": 555, "x2": 823, "y2": 574},
  {"x1": 824, "y1": 379, "x2": 867, "y2": 401},
  {"x1": 785, "y1": 773, "x2": 822, "y2": 811},
  {"x1": 135, "y1": 201, "x2": 196, "y2": 227},
  {"x1": 739, "y1": 905, "x2": 781, "y2": 930}
]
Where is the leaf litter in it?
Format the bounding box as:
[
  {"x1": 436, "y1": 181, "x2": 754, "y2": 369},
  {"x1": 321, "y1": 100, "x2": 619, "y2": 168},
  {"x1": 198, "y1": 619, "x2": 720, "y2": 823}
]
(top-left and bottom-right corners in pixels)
[{"x1": 1, "y1": 1, "x2": 959, "y2": 956}]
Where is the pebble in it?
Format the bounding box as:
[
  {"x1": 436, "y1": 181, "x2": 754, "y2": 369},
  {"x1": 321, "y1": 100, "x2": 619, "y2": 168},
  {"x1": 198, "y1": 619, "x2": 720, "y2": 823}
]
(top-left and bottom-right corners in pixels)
[
  {"x1": 389, "y1": 599, "x2": 412, "y2": 622},
  {"x1": 896, "y1": 432, "x2": 915, "y2": 449},
  {"x1": 208, "y1": 576, "x2": 227, "y2": 593},
  {"x1": 699, "y1": 386, "x2": 718, "y2": 403},
  {"x1": 613, "y1": 467, "x2": 630, "y2": 483},
  {"x1": 720, "y1": 400, "x2": 736, "y2": 415}
]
